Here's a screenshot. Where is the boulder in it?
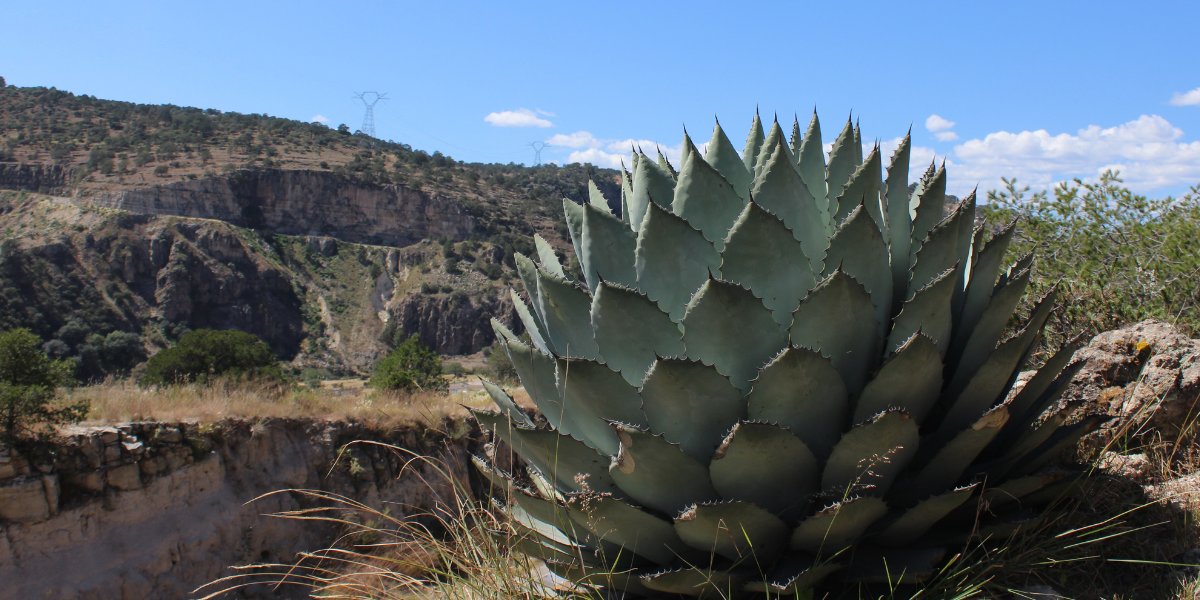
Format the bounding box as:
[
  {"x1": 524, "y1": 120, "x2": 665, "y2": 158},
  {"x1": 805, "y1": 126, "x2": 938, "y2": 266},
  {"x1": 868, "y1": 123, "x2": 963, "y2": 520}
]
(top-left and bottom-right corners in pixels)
[{"x1": 1059, "y1": 320, "x2": 1200, "y2": 442}]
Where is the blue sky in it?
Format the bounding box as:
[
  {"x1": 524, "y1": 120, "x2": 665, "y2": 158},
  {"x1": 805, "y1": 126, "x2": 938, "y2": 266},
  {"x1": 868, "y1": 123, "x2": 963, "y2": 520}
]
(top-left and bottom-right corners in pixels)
[{"x1": 4, "y1": 1, "x2": 1199, "y2": 197}]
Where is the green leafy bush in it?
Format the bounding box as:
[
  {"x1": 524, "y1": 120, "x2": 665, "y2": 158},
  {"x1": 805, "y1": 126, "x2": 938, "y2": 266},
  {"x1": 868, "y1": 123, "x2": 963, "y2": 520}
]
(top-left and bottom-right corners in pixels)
[
  {"x1": 984, "y1": 171, "x2": 1200, "y2": 349},
  {"x1": 0, "y1": 328, "x2": 83, "y2": 444},
  {"x1": 369, "y1": 336, "x2": 445, "y2": 392},
  {"x1": 140, "y1": 329, "x2": 281, "y2": 386}
]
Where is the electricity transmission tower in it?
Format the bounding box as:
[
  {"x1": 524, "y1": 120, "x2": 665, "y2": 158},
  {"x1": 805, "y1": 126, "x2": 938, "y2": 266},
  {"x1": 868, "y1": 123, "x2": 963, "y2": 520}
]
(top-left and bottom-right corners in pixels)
[
  {"x1": 353, "y1": 91, "x2": 388, "y2": 137},
  {"x1": 529, "y1": 141, "x2": 547, "y2": 166}
]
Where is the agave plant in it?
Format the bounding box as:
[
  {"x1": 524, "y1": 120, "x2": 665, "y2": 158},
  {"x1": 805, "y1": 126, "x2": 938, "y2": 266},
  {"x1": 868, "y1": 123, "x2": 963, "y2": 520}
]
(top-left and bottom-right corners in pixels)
[{"x1": 472, "y1": 111, "x2": 1098, "y2": 597}]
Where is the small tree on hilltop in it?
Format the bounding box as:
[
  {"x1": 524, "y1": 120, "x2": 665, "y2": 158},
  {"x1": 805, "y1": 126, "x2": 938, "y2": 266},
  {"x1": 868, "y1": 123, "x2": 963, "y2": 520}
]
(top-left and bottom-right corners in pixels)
[
  {"x1": 370, "y1": 336, "x2": 446, "y2": 392},
  {"x1": 0, "y1": 328, "x2": 83, "y2": 445},
  {"x1": 141, "y1": 329, "x2": 281, "y2": 386}
]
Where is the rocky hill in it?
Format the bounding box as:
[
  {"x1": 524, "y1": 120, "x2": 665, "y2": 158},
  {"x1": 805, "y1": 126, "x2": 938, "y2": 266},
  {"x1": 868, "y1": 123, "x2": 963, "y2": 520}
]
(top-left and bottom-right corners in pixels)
[{"x1": 0, "y1": 83, "x2": 621, "y2": 376}]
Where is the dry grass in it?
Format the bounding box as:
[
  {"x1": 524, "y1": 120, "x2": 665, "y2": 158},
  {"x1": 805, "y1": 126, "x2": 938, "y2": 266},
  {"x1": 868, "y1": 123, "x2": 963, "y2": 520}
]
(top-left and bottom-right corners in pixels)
[
  {"x1": 68, "y1": 377, "x2": 533, "y2": 429},
  {"x1": 195, "y1": 445, "x2": 585, "y2": 600}
]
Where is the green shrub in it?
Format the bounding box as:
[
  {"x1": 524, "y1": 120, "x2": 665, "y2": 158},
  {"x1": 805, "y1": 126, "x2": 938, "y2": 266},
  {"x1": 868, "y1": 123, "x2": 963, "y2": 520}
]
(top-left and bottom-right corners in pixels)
[
  {"x1": 0, "y1": 328, "x2": 82, "y2": 444},
  {"x1": 140, "y1": 328, "x2": 281, "y2": 386},
  {"x1": 369, "y1": 336, "x2": 445, "y2": 392},
  {"x1": 482, "y1": 342, "x2": 517, "y2": 383},
  {"x1": 984, "y1": 171, "x2": 1200, "y2": 349}
]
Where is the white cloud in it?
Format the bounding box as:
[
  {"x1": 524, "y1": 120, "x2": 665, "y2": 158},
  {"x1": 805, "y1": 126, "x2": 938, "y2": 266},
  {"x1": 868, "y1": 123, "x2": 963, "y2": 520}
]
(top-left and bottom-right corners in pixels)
[
  {"x1": 547, "y1": 131, "x2": 600, "y2": 148},
  {"x1": 547, "y1": 130, "x2": 685, "y2": 169},
  {"x1": 310, "y1": 114, "x2": 330, "y2": 124},
  {"x1": 566, "y1": 148, "x2": 626, "y2": 168},
  {"x1": 934, "y1": 131, "x2": 959, "y2": 142},
  {"x1": 950, "y1": 114, "x2": 1200, "y2": 195},
  {"x1": 484, "y1": 108, "x2": 553, "y2": 128},
  {"x1": 925, "y1": 114, "x2": 956, "y2": 132},
  {"x1": 1170, "y1": 87, "x2": 1200, "y2": 107}
]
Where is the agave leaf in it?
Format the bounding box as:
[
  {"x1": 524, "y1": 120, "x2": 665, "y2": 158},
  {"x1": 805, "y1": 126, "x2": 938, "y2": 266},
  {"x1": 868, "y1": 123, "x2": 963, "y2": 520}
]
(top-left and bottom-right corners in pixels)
[
  {"x1": 941, "y1": 291, "x2": 1057, "y2": 434},
  {"x1": 675, "y1": 500, "x2": 789, "y2": 561},
  {"x1": 746, "y1": 347, "x2": 848, "y2": 460},
  {"x1": 791, "y1": 270, "x2": 883, "y2": 396},
  {"x1": 473, "y1": 454, "x2": 518, "y2": 496},
  {"x1": 501, "y1": 337, "x2": 571, "y2": 434},
  {"x1": 568, "y1": 495, "x2": 689, "y2": 565},
  {"x1": 546, "y1": 558, "x2": 652, "y2": 596},
  {"x1": 564, "y1": 198, "x2": 588, "y2": 275},
  {"x1": 750, "y1": 141, "x2": 830, "y2": 270},
  {"x1": 875, "y1": 484, "x2": 978, "y2": 546},
  {"x1": 534, "y1": 233, "x2": 565, "y2": 279},
  {"x1": 909, "y1": 163, "x2": 947, "y2": 255},
  {"x1": 900, "y1": 405, "x2": 1009, "y2": 504},
  {"x1": 824, "y1": 203, "x2": 892, "y2": 337},
  {"x1": 1009, "y1": 337, "x2": 1085, "y2": 425},
  {"x1": 853, "y1": 121, "x2": 863, "y2": 164},
  {"x1": 1009, "y1": 416, "x2": 1107, "y2": 476},
  {"x1": 709, "y1": 422, "x2": 819, "y2": 520},
  {"x1": 742, "y1": 110, "x2": 765, "y2": 175},
  {"x1": 833, "y1": 144, "x2": 883, "y2": 228},
  {"x1": 953, "y1": 222, "x2": 1016, "y2": 351},
  {"x1": 845, "y1": 546, "x2": 947, "y2": 584},
  {"x1": 681, "y1": 278, "x2": 788, "y2": 392},
  {"x1": 790, "y1": 496, "x2": 888, "y2": 554},
  {"x1": 581, "y1": 202, "x2": 638, "y2": 291},
  {"x1": 587, "y1": 180, "x2": 611, "y2": 213},
  {"x1": 640, "y1": 358, "x2": 745, "y2": 461},
  {"x1": 472, "y1": 409, "x2": 617, "y2": 496},
  {"x1": 982, "y1": 472, "x2": 1070, "y2": 508},
  {"x1": 822, "y1": 410, "x2": 919, "y2": 497},
  {"x1": 909, "y1": 199, "x2": 971, "y2": 294},
  {"x1": 620, "y1": 162, "x2": 634, "y2": 227},
  {"x1": 825, "y1": 117, "x2": 858, "y2": 211},
  {"x1": 657, "y1": 146, "x2": 677, "y2": 179},
  {"x1": 509, "y1": 289, "x2": 550, "y2": 355},
  {"x1": 507, "y1": 534, "x2": 578, "y2": 565},
  {"x1": 949, "y1": 268, "x2": 1032, "y2": 387},
  {"x1": 556, "y1": 358, "x2": 648, "y2": 455},
  {"x1": 755, "y1": 119, "x2": 794, "y2": 181},
  {"x1": 481, "y1": 378, "x2": 534, "y2": 429},
  {"x1": 788, "y1": 115, "x2": 803, "y2": 160},
  {"x1": 635, "y1": 202, "x2": 722, "y2": 321},
  {"x1": 993, "y1": 414, "x2": 1065, "y2": 474},
  {"x1": 629, "y1": 150, "x2": 677, "y2": 230},
  {"x1": 590, "y1": 281, "x2": 685, "y2": 387},
  {"x1": 490, "y1": 317, "x2": 519, "y2": 345},
  {"x1": 535, "y1": 268, "x2": 600, "y2": 359},
  {"x1": 610, "y1": 424, "x2": 719, "y2": 515},
  {"x1": 704, "y1": 119, "x2": 752, "y2": 199},
  {"x1": 744, "y1": 554, "x2": 842, "y2": 595},
  {"x1": 886, "y1": 266, "x2": 959, "y2": 357},
  {"x1": 854, "y1": 334, "x2": 943, "y2": 424},
  {"x1": 796, "y1": 110, "x2": 829, "y2": 216},
  {"x1": 720, "y1": 201, "x2": 818, "y2": 327},
  {"x1": 950, "y1": 193, "x2": 978, "y2": 320},
  {"x1": 641, "y1": 567, "x2": 744, "y2": 597},
  {"x1": 672, "y1": 132, "x2": 748, "y2": 251},
  {"x1": 513, "y1": 253, "x2": 546, "y2": 324},
  {"x1": 885, "y1": 132, "x2": 913, "y2": 305}
]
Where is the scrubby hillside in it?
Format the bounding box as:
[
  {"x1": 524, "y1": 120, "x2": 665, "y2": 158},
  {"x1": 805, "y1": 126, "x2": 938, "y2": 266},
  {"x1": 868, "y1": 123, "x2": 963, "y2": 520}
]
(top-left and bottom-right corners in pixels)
[{"x1": 0, "y1": 83, "x2": 620, "y2": 377}]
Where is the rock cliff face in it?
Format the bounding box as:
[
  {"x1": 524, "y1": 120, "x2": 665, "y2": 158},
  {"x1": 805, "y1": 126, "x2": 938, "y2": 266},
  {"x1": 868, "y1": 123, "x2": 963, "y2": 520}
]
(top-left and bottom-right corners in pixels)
[
  {"x1": 0, "y1": 209, "x2": 304, "y2": 359},
  {"x1": 87, "y1": 169, "x2": 480, "y2": 248},
  {"x1": 389, "y1": 292, "x2": 518, "y2": 356},
  {"x1": 0, "y1": 163, "x2": 70, "y2": 195},
  {"x1": 0, "y1": 418, "x2": 480, "y2": 599}
]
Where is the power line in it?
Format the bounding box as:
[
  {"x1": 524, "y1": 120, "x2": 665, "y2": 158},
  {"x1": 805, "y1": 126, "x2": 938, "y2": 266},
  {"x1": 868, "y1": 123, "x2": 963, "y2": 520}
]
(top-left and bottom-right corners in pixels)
[
  {"x1": 353, "y1": 91, "x2": 388, "y2": 137},
  {"x1": 529, "y1": 141, "x2": 547, "y2": 165}
]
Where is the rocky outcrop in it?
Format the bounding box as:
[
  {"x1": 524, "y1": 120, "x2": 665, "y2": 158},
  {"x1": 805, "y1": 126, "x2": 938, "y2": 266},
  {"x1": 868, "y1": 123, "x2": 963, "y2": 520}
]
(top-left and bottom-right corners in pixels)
[
  {"x1": 0, "y1": 417, "x2": 480, "y2": 599},
  {"x1": 0, "y1": 163, "x2": 71, "y2": 195},
  {"x1": 86, "y1": 169, "x2": 479, "y2": 248},
  {"x1": 1058, "y1": 320, "x2": 1200, "y2": 441},
  {"x1": 389, "y1": 291, "x2": 518, "y2": 355}
]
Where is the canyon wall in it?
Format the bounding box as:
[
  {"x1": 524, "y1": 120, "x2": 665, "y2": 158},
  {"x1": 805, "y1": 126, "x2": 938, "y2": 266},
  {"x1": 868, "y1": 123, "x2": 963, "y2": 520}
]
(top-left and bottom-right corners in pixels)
[
  {"x1": 0, "y1": 418, "x2": 480, "y2": 599},
  {"x1": 85, "y1": 169, "x2": 479, "y2": 248}
]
